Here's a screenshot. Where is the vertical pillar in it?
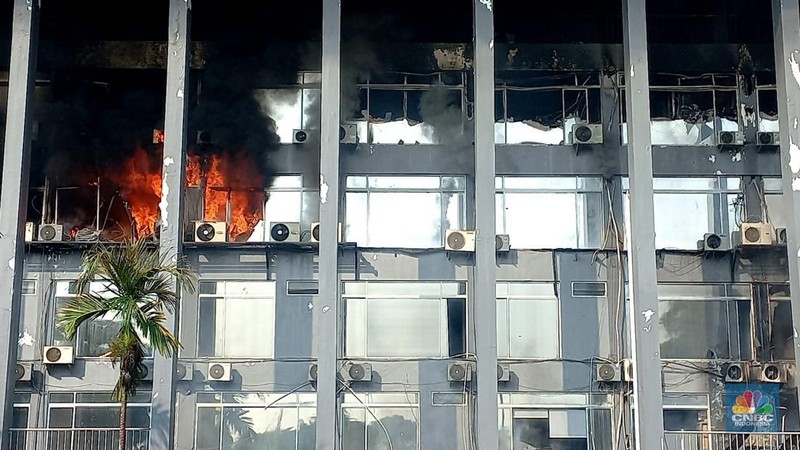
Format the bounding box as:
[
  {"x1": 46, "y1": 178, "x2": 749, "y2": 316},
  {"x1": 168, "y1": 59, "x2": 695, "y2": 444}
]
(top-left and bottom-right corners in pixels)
[
  {"x1": 0, "y1": 1, "x2": 38, "y2": 447},
  {"x1": 149, "y1": 1, "x2": 190, "y2": 448},
  {"x1": 316, "y1": 0, "x2": 341, "y2": 448},
  {"x1": 473, "y1": 1, "x2": 498, "y2": 449},
  {"x1": 621, "y1": 0, "x2": 665, "y2": 447},
  {"x1": 771, "y1": 0, "x2": 800, "y2": 417}
]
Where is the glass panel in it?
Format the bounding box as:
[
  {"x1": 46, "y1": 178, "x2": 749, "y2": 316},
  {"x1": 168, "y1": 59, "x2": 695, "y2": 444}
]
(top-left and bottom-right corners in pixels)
[
  {"x1": 195, "y1": 407, "x2": 222, "y2": 450},
  {"x1": 264, "y1": 191, "x2": 303, "y2": 225},
  {"x1": 366, "y1": 192, "x2": 446, "y2": 248},
  {"x1": 771, "y1": 301, "x2": 794, "y2": 360},
  {"x1": 347, "y1": 176, "x2": 367, "y2": 189},
  {"x1": 256, "y1": 89, "x2": 303, "y2": 144},
  {"x1": 368, "y1": 177, "x2": 440, "y2": 190},
  {"x1": 663, "y1": 409, "x2": 705, "y2": 431},
  {"x1": 512, "y1": 414, "x2": 587, "y2": 450},
  {"x1": 366, "y1": 408, "x2": 417, "y2": 450},
  {"x1": 74, "y1": 406, "x2": 120, "y2": 428},
  {"x1": 199, "y1": 293, "x2": 275, "y2": 358},
  {"x1": 48, "y1": 408, "x2": 73, "y2": 428},
  {"x1": 652, "y1": 178, "x2": 718, "y2": 191},
  {"x1": 365, "y1": 299, "x2": 443, "y2": 357},
  {"x1": 345, "y1": 193, "x2": 368, "y2": 244},
  {"x1": 504, "y1": 177, "x2": 577, "y2": 191},
  {"x1": 508, "y1": 299, "x2": 559, "y2": 358},
  {"x1": 271, "y1": 176, "x2": 303, "y2": 189},
  {"x1": 342, "y1": 408, "x2": 366, "y2": 450},
  {"x1": 659, "y1": 300, "x2": 743, "y2": 359},
  {"x1": 653, "y1": 193, "x2": 713, "y2": 249},
  {"x1": 11, "y1": 407, "x2": 28, "y2": 428},
  {"x1": 503, "y1": 193, "x2": 577, "y2": 248},
  {"x1": 657, "y1": 284, "x2": 727, "y2": 299}
]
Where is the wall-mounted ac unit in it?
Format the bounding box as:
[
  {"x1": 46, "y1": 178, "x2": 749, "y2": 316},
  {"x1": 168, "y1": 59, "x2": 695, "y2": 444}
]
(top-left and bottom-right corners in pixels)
[
  {"x1": 497, "y1": 364, "x2": 511, "y2": 382},
  {"x1": 207, "y1": 362, "x2": 232, "y2": 382},
  {"x1": 447, "y1": 362, "x2": 473, "y2": 382},
  {"x1": 43, "y1": 346, "x2": 73, "y2": 365},
  {"x1": 141, "y1": 361, "x2": 154, "y2": 381},
  {"x1": 717, "y1": 131, "x2": 744, "y2": 146},
  {"x1": 195, "y1": 222, "x2": 227, "y2": 243},
  {"x1": 776, "y1": 227, "x2": 788, "y2": 245},
  {"x1": 176, "y1": 362, "x2": 194, "y2": 381},
  {"x1": 340, "y1": 124, "x2": 358, "y2": 144},
  {"x1": 698, "y1": 233, "x2": 730, "y2": 251},
  {"x1": 15, "y1": 363, "x2": 32, "y2": 382},
  {"x1": 757, "y1": 131, "x2": 779, "y2": 147},
  {"x1": 310, "y1": 222, "x2": 343, "y2": 243},
  {"x1": 740, "y1": 222, "x2": 772, "y2": 246},
  {"x1": 622, "y1": 359, "x2": 633, "y2": 382},
  {"x1": 293, "y1": 129, "x2": 309, "y2": 144},
  {"x1": 25, "y1": 222, "x2": 36, "y2": 242},
  {"x1": 342, "y1": 363, "x2": 372, "y2": 382},
  {"x1": 496, "y1": 234, "x2": 510, "y2": 252},
  {"x1": 308, "y1": 364, "x2": 318, "y2": 382},
  {"x1": 196, "y1": 130, "x2": 212, "y2": 144},
  {"x1": 445, "y1": 230, "x2": 476, "y2": 252},
  {"x1": 269, "y1": 222, "x2": 300, "y2": 243},
  {"x1": 761, "y1": 363, "x2": 786, "y2": 383},
  {"x1": 724, "y1": 362, "x2": 748, "y2": 383},
  {"x1": 595, "y1": 362, "x2": 621, "y2": 382},
  {"x1": 38, "y1": 224, "x2": 64, "y2": 242},
  {"x1": 570, "y1": 123, "x2": 603, "y2": 145}
]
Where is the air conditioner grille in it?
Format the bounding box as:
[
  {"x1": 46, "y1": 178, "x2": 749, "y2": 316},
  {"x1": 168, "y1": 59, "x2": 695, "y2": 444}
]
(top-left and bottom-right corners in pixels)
[
  {"x1": 271, "y1": 223, "x2": 290, "y2": 241},
  {"x1": 449, "y1": 364, "x2": 466, "y2": 381},
  {"x1": 14, "y1": 364, "x2": 25, "y2": 381},
  {"x1": 196, "y1": 223, "x2": 217, "y2": 242},
  {"x1": 45, "y1": 347, "x2": 62, "y2": 362},
  {"x1": 348, "y1": 364, "x2": 365, "y2": 381},
  {"x1": 40, "y1": 225, "x2": 57, "y2": 241},
  {"x1": 744, "y1": 226, "x2": 761, "y2": 243},
  {"x1": 209, "y1": 363, "x2": 227, "y2": 379},
  {"x1": 447, "y1": 232, "x2": 466, "y2": 250},
  {"x1": 597, "y1": 364, "x2": 617, "y2": 381}
]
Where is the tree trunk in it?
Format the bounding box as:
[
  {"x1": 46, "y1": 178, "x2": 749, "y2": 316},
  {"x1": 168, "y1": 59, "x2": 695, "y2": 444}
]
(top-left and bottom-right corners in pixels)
[{"x1": 119, "y1": 390, "x2": 128, "y2": 450}]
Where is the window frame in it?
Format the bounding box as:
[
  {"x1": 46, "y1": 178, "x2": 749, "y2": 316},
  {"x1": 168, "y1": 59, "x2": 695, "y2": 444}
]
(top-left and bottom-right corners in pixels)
[
  {"x1": 340, "y1": 392, "x2": 420, "y2": 450},
  {"x1": 46, "y1": 392, "x2": 151, "y2": 430},
  {"x1": 496, "y1": 281, "x2": 562, "y2": 360}
]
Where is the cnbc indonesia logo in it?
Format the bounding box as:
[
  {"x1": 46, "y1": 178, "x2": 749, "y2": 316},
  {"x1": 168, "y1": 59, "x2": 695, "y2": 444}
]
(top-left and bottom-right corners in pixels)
[{"x1": 731, "y1": 390, "x2": 775, "y2": 427}]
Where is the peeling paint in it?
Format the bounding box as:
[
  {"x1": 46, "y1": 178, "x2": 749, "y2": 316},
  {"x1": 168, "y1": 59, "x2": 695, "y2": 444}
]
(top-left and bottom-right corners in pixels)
[
  {"x1": 479, "y1": 0, "x2": 492, "y2": 11},
  {"x1": 790, "y1": 136, "x2": 800, "y2": 174},
  {"x1": 159, "y1": 182, "x2": 170, "y2": 228},
  {"x1": 630, "y1": 64, "x2": 635, "y2": 78},
  {"x1": 433, "y1": 47, "x2": 468, "y2": 70},
  {"x1": 7, "y1": 257, "x2": 15, "y2": 271},
  {"x1": 17, "y1": 330, "x2": 33, "y2": 347},
  {"x1": 177, "y1": 88, "x2": 184, "y2": 98},
  {"x1": 489, "y1": 39, "x2": 493, "y2": 50},
  {"x1": 790, "y1": 51, "x2": 800, "y2": 88},
  {"x1": 307, "y1": 302, "x2": 313, "y2": 310},
  {"x1": 708, "y1": 155, "x2": 716, "y2": 163},
  {"x1": 642, "y1": 309, "x2": 654, "y2": 323},
  {"x1": 730, "y1": 151, "x2": 743, "y2": 163},
  {"x1": 793, "y1": 177, "x2": 800, "y2": 191},
  {"x1": 795, "y1": 117, "x2": 799, "y2": 129},
  {"x1": 322, "y1": 306, "x2": 330, "y2": 313},
  {"x1": 163, "y1": 156, "x2": 175, "y2": 167},
  {"x1": 319, "y1": 175, "x2": 329, "y2": 204},
  {"x1": 740, "y1": 104, "x2": 756, "y2": 128}
]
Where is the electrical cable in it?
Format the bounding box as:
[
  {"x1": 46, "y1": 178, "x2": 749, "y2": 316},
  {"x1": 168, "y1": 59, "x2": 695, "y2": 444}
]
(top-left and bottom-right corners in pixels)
[{"x1": 338, "y1": 380, "x2": 394, "y2": 450}]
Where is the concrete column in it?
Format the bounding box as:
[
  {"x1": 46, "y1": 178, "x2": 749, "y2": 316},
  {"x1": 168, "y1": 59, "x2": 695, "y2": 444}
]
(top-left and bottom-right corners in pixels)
[
  {"x1": 473, "y1": 1, "x2": 498, "y2": 450},
  {"x1": 771, "y1": 0, "x2": 800, "y2": 417},
  {"x1": 316, "y1": 0, "x2": 341, "y2": 448},
  {"x1": 0, "y1": 0, "x2": 38, "y2": 447},
  {"x1": 149, "y1": 1, "x2": 190, "y2": 448},
  {"x1": 621, "y1": 0, "x2": 665, "y2": 447}
]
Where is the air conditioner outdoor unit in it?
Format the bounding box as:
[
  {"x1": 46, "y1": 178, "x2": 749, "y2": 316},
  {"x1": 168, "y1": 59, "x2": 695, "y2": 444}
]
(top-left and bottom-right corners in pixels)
[
  {"x1": 570, "y1": 123, "x2": 603, "y2": 145},
  {"x1": 207, "y1": 362, "x2": 232, "y2": 382},
  {"x1": 776, "y1": 227, "x2": 788, "y2": 245},
  {"x1": 38, "y1": 224, "x2": 64, "y2": 242},
  {"x1": 757, "y1": 131, "x2": 780, "y2": 147},
  {"x1": 309, "y1": 222, "x2": 343, "y2": 243},
  {"x1": 176, "y1": 362, "x2": 194, "y2": 381},
  {"x1": 141, "y1": 361, "x2": 154, "y2": 381},
  {"x1": 595, "y1": 362, "x2": 621, "y2": 382},
  {"x1": 15, "y1": 363, "x2": 32, "y2": 382},
  {"x1": 25, "y1": 222, "x2": 36, "y2": 242},
  {"x1": 293, "y1": 129, "x2": 309, "y2": 144},
  {"x1": 496, "y1": 234, "x2": 510, "y2": 252},
  {"x1": 447, "y1": 362, "x2": 473, "y2": 382},
  {"x1": 740, "y1": 222, "x2": 772, "y2": 246},
  {"x1": 195, "y1": 222, "x2": 227, "y2": 243},
  {"x1": 717, "y1": 131, "x2": 744, "y2": 146},
  {"x1": 269, "y1": 222, "x2": 301, "y2": 243},
  {"x1": 340, "y1": 124, "x2": 358, "y2": 144},
  {"x1": 761, "y1": 363, "x2": 786, "y2": 383},
  {"x1": 196, "y1": 130, "x2": 212, "y2": 144},
  {"x1": 497, "y1": 364, "x2": 511, "y2": 382},
  {"x1": 621, "y1": 359, "x2": 633, "y2": 382},
  {"x1": 445, "y1": 229, "x2": 476, "y2": 252},
  {"x1": 724, "y1": 362, "x2": 748, "y2": 383},
  {"x1": 698, "y1": 233, "x2": 730, "y2": 251},
  {"x1": 308, "y1": 364, "x2": 318, "y2": 382},
  {"x1": 43, "y1": 346, "x2": 73, "y2": 365},
  {"x1": 342, "y1": 363, "x2": 372, "y2": 382}
]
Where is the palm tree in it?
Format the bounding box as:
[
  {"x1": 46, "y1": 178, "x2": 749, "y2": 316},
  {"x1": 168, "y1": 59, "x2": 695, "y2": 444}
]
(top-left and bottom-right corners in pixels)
[{"x1": 56, "y1": 238, "x2": 197, "y2": 450}]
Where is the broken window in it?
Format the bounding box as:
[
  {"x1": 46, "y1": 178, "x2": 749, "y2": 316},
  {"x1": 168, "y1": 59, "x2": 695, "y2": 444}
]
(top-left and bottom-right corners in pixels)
[
  {"x1": 760, "y1": 177, "x2": 785, "y2": 231},
  {"x1": 496, "y1": 177, "x2": 604, "y2": 249},
  {"x1": 657, "y1": 284, "x2": 752, "y2": 360},
  {"x1": 758, "y1": 88, "x2": 779, "y2": 132},
  {"x1": 343, "y1": 282, "x2": 466, "y2": 358},
  {"x1": 342, "y1": 393, "x2": 419, "y2": 450},
  {"x1": 197, "y1": 281, "x2": 277, "y2": 358},
  {"x1": 499, "y1": 407, "x2": 591, "y2": 450},
  {"x1": 345, "y1": 175, "x2": 465, "y2": 248},
  {"x1": 768, "y1": 284, "x2": 794, "y2": 361},
  {"x1": 497, "y1": 282, "x2": 560, "y2": 359},
  {"x1": 623, "y1": 177, "x2": 741, "y2": 250},
  {"x1": 195, "y1": 392, "x2": 316, "y2": 450}
]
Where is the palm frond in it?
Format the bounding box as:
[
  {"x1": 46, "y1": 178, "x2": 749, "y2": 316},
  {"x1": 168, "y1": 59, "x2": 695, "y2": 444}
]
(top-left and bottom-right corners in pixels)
[{"x1": 56, "y1": 293, "x2": 115, "y2": 340}]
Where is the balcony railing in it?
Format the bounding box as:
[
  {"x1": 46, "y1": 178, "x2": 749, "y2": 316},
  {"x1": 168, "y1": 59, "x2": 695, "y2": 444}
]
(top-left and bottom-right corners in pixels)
[
  {"x1": 8, "y1": 428, "x2": 149, "y2": 450},
  {"x1": 664, "y1": 431, "x2": 800, "y2": 450}
]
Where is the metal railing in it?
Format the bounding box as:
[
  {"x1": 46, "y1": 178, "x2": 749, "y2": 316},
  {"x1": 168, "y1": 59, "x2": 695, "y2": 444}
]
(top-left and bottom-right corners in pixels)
[
  {"x1": 664, "y1": 431, "x2": 800, "y2": 450},
  {"x1": 8, "y1": 428, "x2": 149, "y2": 450}
]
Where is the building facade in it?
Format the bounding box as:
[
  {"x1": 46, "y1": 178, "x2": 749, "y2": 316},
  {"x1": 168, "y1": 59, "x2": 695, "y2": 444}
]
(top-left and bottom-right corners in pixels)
[{"x1": 1, "y1": 0, "x2": 800, "y2": 449}]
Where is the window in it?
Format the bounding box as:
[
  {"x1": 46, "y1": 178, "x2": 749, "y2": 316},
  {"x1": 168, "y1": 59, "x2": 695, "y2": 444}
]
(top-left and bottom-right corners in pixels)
[
  {"x1": 343, "y1": 282, "x2": 466, "y2": 358},
  {"x1": 253, "y1": 72, "x2": 320, "y2": 144},
  {"x1": 247, "y1": 175, "x2": 318, "y2": 242},
  {"x1": 497, "y1": 282, "x2": 560, "y2": 359},
  {"x1": 496, "y1": 177, "x2": 604, "y2": 249},
  {"x1": 11, "y1": 393, "x2": 29, "y2": 428},
  {"x1": 195, "y1": 392, "x2": 316, "y2": 449},
  {"x1": 768, "y1": 284, "x2": 793, "y2": 361},
  {"x1": 499, "y1": 408, "x2": 589, "y2": 450},
  {"x1": 345, "y1": 176, "x2": 465, "y2": 248},
  {"x1": 762, "y1": 177, "x2": 787, "y2": 231},
  {"x1": 52, "y1": 281, "x2": 151, "y2": 357},
  {"x1": 342, "y1": 392, "x2": 419, "y2": 450},
  {"x1": 198, "y1": 281, "x2": 276, "y2": 358},
  {"x1": 658, "y1": 284, "x2": 752, "y2": 360},
  {"x1": 624, "y1": 177, "x2": 741, "y2": 250}
]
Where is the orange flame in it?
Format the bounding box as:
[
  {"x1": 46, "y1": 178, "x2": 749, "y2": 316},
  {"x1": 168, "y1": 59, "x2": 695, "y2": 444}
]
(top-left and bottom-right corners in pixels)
[{"x1": 108, "y1": 147, "x2": 163, "y2": 238}]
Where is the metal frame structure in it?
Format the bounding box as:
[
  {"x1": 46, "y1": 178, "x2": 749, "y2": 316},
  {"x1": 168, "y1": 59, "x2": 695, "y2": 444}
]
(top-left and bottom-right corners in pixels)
[
  {"x1": 0, "y1": 1, "x2": 39, "y2": 447},
  {"x1": 621, "y1": 0, "x2": 666, "y2": 447},
  {"x1": 771, "y1": 0, "x2": 800, "y2": 417}
]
